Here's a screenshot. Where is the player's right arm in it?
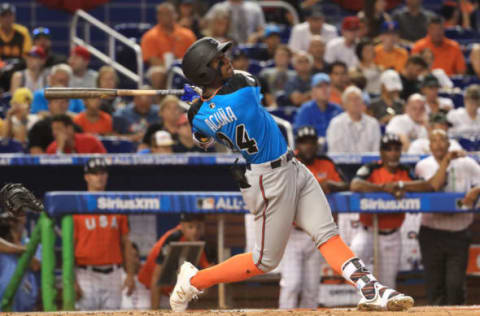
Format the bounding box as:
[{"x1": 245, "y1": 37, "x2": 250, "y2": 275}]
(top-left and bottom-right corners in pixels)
[{"x1": 150, "y1": 263, "x2": 164, "y2": 309}]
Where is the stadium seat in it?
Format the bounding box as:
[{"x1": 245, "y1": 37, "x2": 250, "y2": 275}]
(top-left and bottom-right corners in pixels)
[
  {"x1": 439, "y1": 92, "x2": 464, "y2": 108},
  {"x1": 0, "y1": 138, "x2": 24, "y2": 153},
  {"x1": 0, "y1": 92, "x2": 12, "y2": 118},
  {"x1": 268, "y1": 106, "x2": 297, "y2": 123},
  {"x1": 445, "y1": 27, "x2": 480, "y2": 46},
  {"x1": 99, "y1": 137, "x2": 135, "y2": 153},
  {"x1": 456, "y1": 137, "x2": 480, "y2": 152},
  {"x1": 451, "y1": 75, "x2": 480, "y2": 90}
]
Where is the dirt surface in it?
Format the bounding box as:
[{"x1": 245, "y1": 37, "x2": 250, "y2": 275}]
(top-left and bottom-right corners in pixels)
[{"x1": 4, "y1": 306, "x2": 480, "y2": 316}]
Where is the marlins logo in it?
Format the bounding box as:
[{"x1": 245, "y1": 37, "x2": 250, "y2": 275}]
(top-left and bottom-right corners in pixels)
[{"x1": 209, "y1": 103, "x2": 215, "y2": 109}]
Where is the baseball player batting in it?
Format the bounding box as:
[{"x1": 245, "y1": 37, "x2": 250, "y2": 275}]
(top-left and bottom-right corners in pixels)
[{"x1": 169, "y1": 37, "x2": 414, "y2": 312}]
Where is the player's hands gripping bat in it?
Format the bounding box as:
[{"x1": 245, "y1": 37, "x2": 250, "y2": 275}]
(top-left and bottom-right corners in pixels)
[{"x1": 0, "y1": 183, "x2": 44, "y2": 220}]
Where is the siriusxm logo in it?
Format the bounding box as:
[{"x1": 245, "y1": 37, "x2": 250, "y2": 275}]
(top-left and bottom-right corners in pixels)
[
  {"x1": 97, "y1": 197, "x2": 160, "y2": 210},
  {"x1": 360, "y1": 198, "x2": 421, "y2": 211}
]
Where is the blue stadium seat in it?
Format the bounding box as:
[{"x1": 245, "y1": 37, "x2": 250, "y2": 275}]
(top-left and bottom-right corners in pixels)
[
  {"x1": 451, "y1": 75, "x2": 480, "y2": 90},
  {"x1": 268, "y1": 106, "x2": 297, "y2": 123},
  {"x1": 0, "y1": 138, "x2": 24, "y2": 153},
  {"x1": 456, "y1": 137, "x2": 480, "y2": 152},
  {"x1": 445, "y1": 27, "x2": 480, "y2": 46},
  {"x1": 0, "y1": 92, "x2": 11, "y2": 118},
  {"x1": 439, "y1": 92, "x2": 464, "y2": 108},
  {"x1": 99, "y1": 137, "x2": 135, "y2": 153}
]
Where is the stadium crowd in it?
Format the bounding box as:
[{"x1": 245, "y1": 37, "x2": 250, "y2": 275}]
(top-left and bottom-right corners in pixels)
[{"x1": 1, "y1": 0, "x2": 480, "y2": 312}]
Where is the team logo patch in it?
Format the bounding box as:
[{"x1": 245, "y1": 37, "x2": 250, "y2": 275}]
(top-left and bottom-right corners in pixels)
[{"x1": 209, "y1": 103, "x2": 215, "y2": 109}]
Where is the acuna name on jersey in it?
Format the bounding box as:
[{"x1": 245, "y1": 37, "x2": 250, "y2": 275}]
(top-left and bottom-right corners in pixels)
[
  {"x1": 360, "y1": 198, "x2": 421, "y2": 211},
  {"x1": 97, "y1": 197, "x2": 161, "y2": 210},
  {"x1": 205, "y1": 106, "x2": 238, "y2": 133}
]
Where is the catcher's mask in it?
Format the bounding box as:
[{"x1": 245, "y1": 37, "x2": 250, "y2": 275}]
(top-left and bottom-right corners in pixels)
[{"x1": 182, "y1": 37, "x2": 232, "y2": 87}]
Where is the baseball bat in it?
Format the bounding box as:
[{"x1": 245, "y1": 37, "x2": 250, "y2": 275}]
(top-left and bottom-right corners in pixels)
[{"x1": 44, "y1": 88, "x2": 185, "y2": 99}]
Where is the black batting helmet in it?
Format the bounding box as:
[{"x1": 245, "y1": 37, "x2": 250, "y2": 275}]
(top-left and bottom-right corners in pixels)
[{"x1": 182, "y1": 37, "x2": 232, "y2": 87}]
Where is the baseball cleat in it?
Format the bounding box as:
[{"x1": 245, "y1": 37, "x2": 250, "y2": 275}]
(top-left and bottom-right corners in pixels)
[
  {"x1": 357, "y1": 281, "x2": 414, "y2": 311},
  {"x1": 170, "y1": 261, "x2": 202, "y2": 312}
]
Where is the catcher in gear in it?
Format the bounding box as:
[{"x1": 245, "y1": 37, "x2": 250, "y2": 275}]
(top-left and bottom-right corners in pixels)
[{"x1": 0, "y1": 183, "x2": 44, "y2": 221}]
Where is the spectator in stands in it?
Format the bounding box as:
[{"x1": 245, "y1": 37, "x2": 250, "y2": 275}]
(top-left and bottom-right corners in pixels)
[
  {"x1": 284, "y1": 51, "x2": 313, "y2": 107},
  {"x1": 173, "y1": 113, "x2": 214, "y2": 153},
  {"x1": 408, "y1": 112, "x2": 463, "y2": 154},
  {"x1": 412, "y1": 16, "x2": 466, "y2": 76},
  {"x1": 368, "y1": 69, "x2": 404, "y2": 125},
  {"x1": 447, "y1": 84, "x2": 480, "y2": 138},
  {"x1": 350, "y1": 133, "x2": 433, "y2": 288},
  {"x1": 10, "y1": 46, "x2": 48, "y2": 94},
  {"x1": 358, "y1": 0, "x2": 392, "y2": 38},
  {"x1": 121, "y1": 243, "x2": 150, "y2": 310},
  {"x1": 441, "y1": 1, "x2": 471, "y2": 29},
  {"x1": 468, "y1": 44, "x2": 480, "y2": 78},
  {"x1": 0, "y1": 215, "x2": 41, "y2": 312},
  {"x1": 415, "y1": 130, "x2": 480, "y2": 305},
  {"x1": 293, "y1": 73, "x2": 343, "y2": 138},
  {"x1": 74, "y1": 158, "x2": 136, "y2": 310},
  {"x1": 386, "y1": 93, "x2": 428, "y2": 152},
  {"x1": 324, "y1": 16, "x2": 361, "y2": 69},
  {"x1": 420, "y1": 74, "x2": 454, "y2": 115},
  {"x1": 374, "y1": 21, "x2": 408, "y2": 72},
  {"x1": 177, "y1": 0, "x2": 201, "y2": 38},
  {"x1": 96, "y1": 66, "x2": 125, "y2": 115},
  {"x1": 139, "y1": 213, "x2": 212, "y2": 309},
  {"x1": 1, "y1": 87, "x2": 37, "y2": 144},
  {"x1": 138, "y1": 130, "x2": 174, "y2": 155},
  {"x1": 141, "y1": 3, "x2": 196, "y2": 89},
  {"x1": 308, "y1": 35, "x2": 327, "y2": 74},
  {"x1": 0, "y1": 3, "x2": 31, "y2": 61},
  {"x1": 259, "y1": 45, "x2": 295, "y2": 100},
  {"x1": 288, "y1": 8, "x2": 338, "y2": 53},
  {"x1": 326, "y1": 86, "x2": 381, "y2": 153},
  {"x1": 30, "y1": 63, "x2": 85, "y2": 115},
  {"x1": 328, "y1": 61, "x2": 349, "y2": 106},
  {"x1": 74, "y1": 97, "x2": 113, "y2": 136},
  {"x1": 279, "y1": 126, "x2": 348, "y2": 309},
  {"x1": 201, "y1": 7, "x2": 231, "y2": 43},
  {"x1": 354, "y1": 38, "x2": 381, "y2": 95},
  {"x1": 205, "y1": 0, "x2": 265, "y2": 45},
  {"x1": 392, "y1": 0, "x2": 435, "y2": 43},
  {"x1": 400, "y1": 55, "x2": 429, "y2": 100},
  {"x1": 46, "y1": 114, "x2": 106, "y2": 154},
  {"x1": 248, "y1": 24, "x2": 282, "y2": 61},
  {"x1": 68, "y1": 46, "x2": 97, "y2": 88},
  {"x1": 32, "y1": 27, "x2": 66, "y2": 68},
  {"x1": 113, "y1": 87, "x2": 160, "y2": 143}
]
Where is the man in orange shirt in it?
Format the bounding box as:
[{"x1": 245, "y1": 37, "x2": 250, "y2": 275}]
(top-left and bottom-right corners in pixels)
[
  {"x1": 374, "y1": 21, "x2": 408, "y2": 72},
  {"x1": 74, "y1": 97, "x2": 112, "y2": 135},
  {"x1": 141, "y1": 3, "x2": 196, "y2": 89},
  {"x1": 350, "y1": 134, "x2": 433, "y2": 288},
  {"x1": 74, "y1": 158, "x2": 136, "y2": 310},
  {"x1": 137, "y1": 213, "x2": 212, "y2": 309},
  {"x1": 279, "y1": 126, "x2": 348, "y2": 309},
  {"x1": 411, "y1": 16, "x2": 466, "y2": 76}
]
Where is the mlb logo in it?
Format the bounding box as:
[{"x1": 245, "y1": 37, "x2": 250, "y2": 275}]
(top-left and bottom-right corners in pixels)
[{"x1": 197, "y1": 197, "x2": 215, "y2": 210}]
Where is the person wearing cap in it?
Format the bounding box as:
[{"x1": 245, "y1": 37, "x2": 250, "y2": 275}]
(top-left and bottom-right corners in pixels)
[
  {"x1": 10, "y1": 46, "x2": 48, "y2": 94},
  {"x1": 351, "y1": 133, "x2": 434, "y2": 288},
  {"x1": 400, "y1": 55, "x2": 429, "y2": 101},
  {"x1": 259, "y1": 45, "x2": 296, "y2": 99},
  {"x1": 0, "y1": 3, "x2": 31, "y2": 61},
  {"x1": 137, "y1": 213, "x2": 212, "y2": 309},
  {"x1": 279, "y1": 125, "x2": 348, "y2": 309},
  {"x1": 368, "y1": 69, "x2": 405, "y2": 125},
  {"x1": 68, "y1": 45, "x2": 98, "y2": 88},
  {"x1": 74, "y1": 158, "x2": 136, "y2": 310},
  {"x1": 447, "y1": 84, "x2": 480, "y2": 138},
  {"x1": 386, "y1": 93, "x2": 428, "y2": 152},
  {"x1": 374, "y1": 21, "x2": 408, "y2": 72},
  {"x1": 326, "y1": 85, "x2": 381, "y2": 153},
  {"x1": 1, "y1": 87, "x2": 38, "y2": 144},
  {"x1": 294, "y1": 73, "x2": 343, "y2": 138},
  {"x1": 142, "y1": 3, "x2": 196, "y2": 89},
  {"x1": 32, "y1": 26, "x2": 67, "y2": 68},
  {"x1": 46, "y1": 114, "x2": 107, "y2": 154},
  {"x1": 420, "y1": 74, "x2": 454, "y2": 115},
  {"x1": 412, "y1": 16, "x2": 466, "y2": 76},
  {"x1": 408, "y1": 112, "x2": 463, "y2": 154},
  {"x1": 324, "y1": 16, "x2": 361, "y2": 69},
  {"x1": 288, "y1": 8, "x2": 338, "y2": 53},
  {"x1": 113, "y1": 86, "x2": 160, "y2": 143},
  {"x1": 392, "y1": 0, "x2": 435, "y2": 43},
  {"x1": 73, "y1": 97, "x2": 113, "y2": 136},
  {"x1": 149, "y1": 130, "x2": 174, "y2": 154},
  {"x1": 284, "y1": 51, "x2": 314, "y2": 106},
  {"x1": 246, "y1": 24, "x2": 282, "y2": 61}
]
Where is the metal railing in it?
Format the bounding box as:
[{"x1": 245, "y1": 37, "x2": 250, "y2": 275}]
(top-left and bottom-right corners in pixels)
[
  {"x1": 259, "y1": 0, "x2": 300, "y2": 25},
  {"x1": 70, "y1": 10, "x2": 144, "y2": 87}
]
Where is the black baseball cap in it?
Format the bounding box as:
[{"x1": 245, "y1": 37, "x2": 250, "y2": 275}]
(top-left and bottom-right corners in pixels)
[
  {"x1": 180, "y1": 213, "x2": 205, "y2": 222},
  {"x1": 0, "y1": 3, "x2": 15, "y2": 15},
  {"x1": 296, "y1": 126, "x2": 318, "y2": 142},
  {"x1": 421, "y1": 74, "x2": 440, "y2": 88},
  {"x1": 84, "y1": 157, "x2": 108, "y2": 174},
  {"x1": 429, "y1": 112, "x2": 452, "y2": 127},
  {"x1": 380, "y1": 133, "x2": 402, "y2": 150}
]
